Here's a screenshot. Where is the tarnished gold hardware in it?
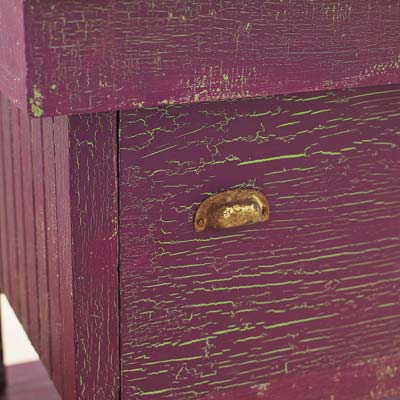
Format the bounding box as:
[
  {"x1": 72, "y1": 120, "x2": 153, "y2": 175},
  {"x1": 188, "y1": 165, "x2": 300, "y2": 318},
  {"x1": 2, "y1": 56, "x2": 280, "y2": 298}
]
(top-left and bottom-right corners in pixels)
[{"x1": 194, "y1": 189, "x2": 269, "y2": 232}]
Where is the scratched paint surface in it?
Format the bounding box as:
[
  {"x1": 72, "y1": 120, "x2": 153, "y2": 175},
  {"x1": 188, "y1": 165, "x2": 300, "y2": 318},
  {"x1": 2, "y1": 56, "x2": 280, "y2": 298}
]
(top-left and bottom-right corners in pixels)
[
  {"x1": 18, "y1": 0, "x2": 400, "y2": 116},
  {"x1": 119, "y1": 85, "x2": 400, "y2": 399}
]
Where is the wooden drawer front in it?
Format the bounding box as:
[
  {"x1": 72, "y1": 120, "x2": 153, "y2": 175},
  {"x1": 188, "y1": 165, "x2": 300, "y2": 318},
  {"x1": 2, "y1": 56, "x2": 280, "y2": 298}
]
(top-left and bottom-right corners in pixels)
[{"x1": 119, "y1": 85, "x2": 400, "y2": 400}]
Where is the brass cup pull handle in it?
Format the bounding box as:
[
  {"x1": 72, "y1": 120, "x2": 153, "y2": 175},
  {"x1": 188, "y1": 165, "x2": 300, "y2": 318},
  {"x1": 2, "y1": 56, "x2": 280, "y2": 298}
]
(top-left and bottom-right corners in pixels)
[{"x1": 194, "y1": 189, "x2": 269, "y2": 232}]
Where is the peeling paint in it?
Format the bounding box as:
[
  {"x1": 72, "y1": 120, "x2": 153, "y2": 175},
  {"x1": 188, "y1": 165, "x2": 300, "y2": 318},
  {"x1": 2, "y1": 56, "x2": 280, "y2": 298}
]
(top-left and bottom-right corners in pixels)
[{"x1": 29, "y1": 85, "x2": 44, "y2": 117}]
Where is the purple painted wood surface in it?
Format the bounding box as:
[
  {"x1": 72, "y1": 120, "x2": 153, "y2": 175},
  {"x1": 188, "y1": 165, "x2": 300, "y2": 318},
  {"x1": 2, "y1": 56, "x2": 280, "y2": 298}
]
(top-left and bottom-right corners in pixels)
[
  {"x1": 54, "y1": 116, "x2": 75, "y2": 400},
  {"x1": 30, "y1": 117, "x2": 52, "y2": 373},
  {"x1": 0, "y1": 0, "x2": 26, "y2": 110},
  {"x1": 10, "y1": 106, "x2": 29, "y2": 333},
  {"x1": 207, "y1": 354, "x2": 400, "y2": 400},
  {"x1": 42, "y1": 118, "x2": 63, "y2": 393},
  {"x1": 0, "y1": 96, "x2": 120, "y2": 398},
  {"x1": 68, "y1": 112, "x2": 120, "y2": 399},
  {"x1": 19, "y1": 107, "x2": 40, "y2": 351},
  {"x1": 1, "y1": 96, "x2": 20, "y2": 318},
  {"x1": 0, "y1": 96, "x2": 67, "y2": 393},
  {"x1": 0, "y1": 93, "x2": 40, "y2": 351},
  {"x1": 2, "y1": 1, "x2": 400, "y2": 116},
  {"x1": 119, "y1": 84, "x2": 400, "y2": 399},
  {"x1": 3, "y1": 362, "x2": 60, "y2": 400},
  {"x1": 0, "y1": 94, "x2": 11, "y2": 297},
  {"x1": 30, "y1": 115, "x2": 73, "y2": 397}
]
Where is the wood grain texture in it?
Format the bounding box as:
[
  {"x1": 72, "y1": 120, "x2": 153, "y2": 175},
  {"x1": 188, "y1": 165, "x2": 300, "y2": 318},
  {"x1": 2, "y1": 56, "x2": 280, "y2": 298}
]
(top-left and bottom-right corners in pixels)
[
  {"x1": 1, "y1": 96, "x2": 20, "y2": 318},
  {"x1": 0, "y1": 102, "x2": 72, "y2": 395},
  {"x1": 0, "y1": 93, "x2": 40, "y2": 349},
  {"x1": 17, "y1": 0, "x2": 400, "y2": 116},
  {"x1": 54, "y1": 116, "x2": 75, "y2": 400},
  {"x1": 119, "y1": 84, "x2": 400, "y2": 399},
  {"x1": 0, "y1": 100, "x2": 120, "y2": 399},
  {"x1": 0, "y1": 93, "x2": 10, "y2": 296},
  {"x1": 68, "y1": 112, "x2": 120, "y2": 399},
  {"x1": 19, "y1": 107, "x2": 40, "y2": 351},
  {"x1": 30, "y1": 118, "x2": 51, "y2": 373},
  {"x1": 10, "y1": 106, "x2": 29, "y2": 333},
  {"x1": 0, "y1": 0, "x2": 27, "y2": 110},
  {"x1": 42, "y1": 118, "x2": 63, "y2": 393},
  {"x1": 208, "y1": 354, "x2": 400, "y2": 400}
]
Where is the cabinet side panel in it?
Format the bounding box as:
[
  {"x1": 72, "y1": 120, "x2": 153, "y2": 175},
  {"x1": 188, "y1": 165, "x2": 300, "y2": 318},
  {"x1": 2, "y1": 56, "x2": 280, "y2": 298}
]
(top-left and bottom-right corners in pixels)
[
  {"x1": 10, "y1": 106, "x2": 29, "y2": 333},
  {"x1": 0, "y1": 0, "x2": 27, "y2": 109},
  {"x1": 54, "y1": 116, "x2": 75, "y2": 400},
  {"x1": 20, "y1": 107, "x2": 40, "y2": 350},
  {"x1": 0, "y1": 95, "x2": 20, "y2": 317},
  {"x1": 0, "y1": 97, "x2": 74, "y2": 398},
  {"x1": 0, "y1": 93, "x2": 10, "y2": 295},
  {"x1": 42, "y1": 118, "x2": 63, "y2": 393},
  {"x1": 68, "y1": 112, "x2": 120, "y2": 399},
  {"x1": 30, "y1": 118, "x2": 51, "y2": 372}
]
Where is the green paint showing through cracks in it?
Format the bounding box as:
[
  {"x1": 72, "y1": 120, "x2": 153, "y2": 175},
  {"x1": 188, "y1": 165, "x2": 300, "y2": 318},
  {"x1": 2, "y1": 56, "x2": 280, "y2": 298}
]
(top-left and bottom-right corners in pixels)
[
  {"x1": 238, "y1": 148, "x2": 348, "y2": 166},
  {"x1": 29, "y1": 85, "x2": 44, "y2": 117},
  {"x1": 238, "y1": 153, "x2": 306, "y2": 166},
  {"x1": 276, "y1": 121, "x2": 300, "y2": 128}
]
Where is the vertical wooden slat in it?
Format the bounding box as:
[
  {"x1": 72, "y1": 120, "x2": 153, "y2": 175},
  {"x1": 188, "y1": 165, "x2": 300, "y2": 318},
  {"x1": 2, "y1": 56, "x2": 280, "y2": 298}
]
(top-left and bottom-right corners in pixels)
[
  {"x1": 30, "y1": 118, "x2": 51, "y2": 372},
  {"x1": 68, "y1": 112, "x2": 120, "y2": 399},
  {"x1": 1, "y1": 98, "x2": 19, "y2": 316},
  {"x1": 54, "y1": 116, "x2": 75, "y2": 400},
  {"x1": 42, "y1": 118, "x2": 62, "y2": 393},
  {"x1": 10, "y1": 106, "x2": 29, "y2": 331},
  {"x1": 20, "y1": 109, "x2": 40, "y2": 350},
  {"x1": 0, "y1": 93, "x2": 9, "y2": 294}
]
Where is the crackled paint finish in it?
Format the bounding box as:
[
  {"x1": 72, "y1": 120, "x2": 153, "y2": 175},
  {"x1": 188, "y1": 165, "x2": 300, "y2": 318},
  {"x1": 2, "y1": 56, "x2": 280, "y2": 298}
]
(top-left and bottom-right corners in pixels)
[
  {"x1": 3, "y1": 0, "x2": 400, "y2": 116},
  {"x1": 68, "y1": 112, "x2": 120, "y2": 400},
  {"x1": 0, "y1": 2, "x2": 398, "y2": 399},
  {"x1": 119, "y1": 85, "x2": 400, "y2": 399},
  {"x1": 0, "y1": 98, "x2": 120, "y2": 399}
]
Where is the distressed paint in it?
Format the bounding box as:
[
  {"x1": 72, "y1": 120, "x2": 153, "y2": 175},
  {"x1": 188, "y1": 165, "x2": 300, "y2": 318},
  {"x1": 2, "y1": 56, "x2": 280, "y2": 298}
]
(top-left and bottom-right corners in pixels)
[
  {"x1": 0, "y1": 4, "x2": 400, "y2": 397},
  {"x1": 119, "y1": 85, "x2": 400, "y2": 399},
  {"x1": 68, "y1": 112, "x2": 120, "y2": 399},
  {"x1": 0, "y1": 95, "x2": 120, "y2": 398},
  {"x1": 2, "y1": 0, "x2": 400, "y2": 116},
  {"x1": 204, "y1": 354, "x2": 400, "y2": 400},
  {"x1": 0, "y1": 0, "x2": 27, "y2": 110}
]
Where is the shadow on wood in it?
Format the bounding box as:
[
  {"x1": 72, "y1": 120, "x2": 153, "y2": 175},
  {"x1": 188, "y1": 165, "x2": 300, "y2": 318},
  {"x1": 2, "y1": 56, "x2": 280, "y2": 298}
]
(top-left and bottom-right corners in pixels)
[{"x1": 0, "y1": 362, "x2": 60, "y2": 400}]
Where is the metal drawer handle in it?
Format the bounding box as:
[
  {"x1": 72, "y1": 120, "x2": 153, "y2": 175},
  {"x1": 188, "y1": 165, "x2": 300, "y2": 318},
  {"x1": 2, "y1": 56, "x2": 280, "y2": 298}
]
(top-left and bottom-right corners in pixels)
[{"x1": 194, "y1": 189, "x2": 269, "y2": 232}]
